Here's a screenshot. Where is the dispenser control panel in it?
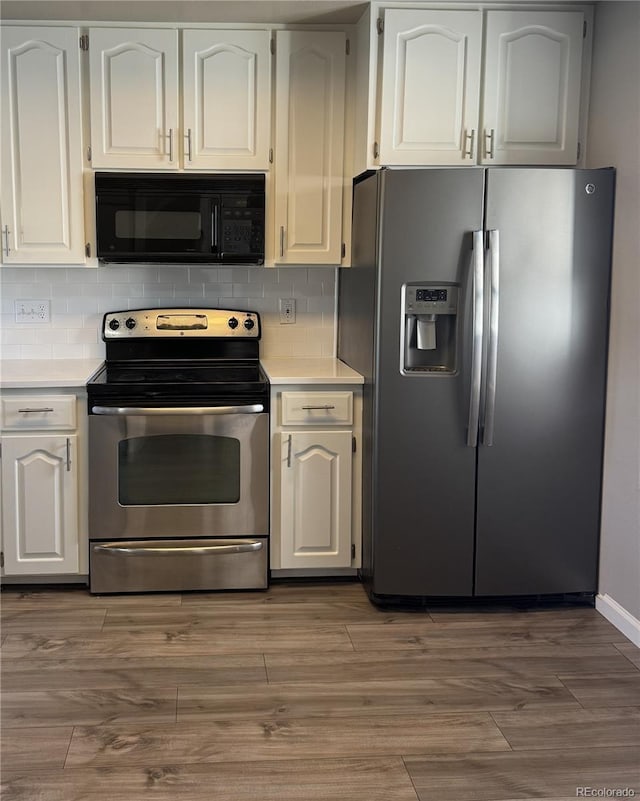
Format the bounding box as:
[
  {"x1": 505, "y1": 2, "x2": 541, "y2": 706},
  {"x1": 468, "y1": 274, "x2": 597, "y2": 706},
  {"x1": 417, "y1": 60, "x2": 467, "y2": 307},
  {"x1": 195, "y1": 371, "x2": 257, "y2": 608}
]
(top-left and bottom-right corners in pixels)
[{"x1": 405, "y1": 285, "x2": 458, "y2": 314}]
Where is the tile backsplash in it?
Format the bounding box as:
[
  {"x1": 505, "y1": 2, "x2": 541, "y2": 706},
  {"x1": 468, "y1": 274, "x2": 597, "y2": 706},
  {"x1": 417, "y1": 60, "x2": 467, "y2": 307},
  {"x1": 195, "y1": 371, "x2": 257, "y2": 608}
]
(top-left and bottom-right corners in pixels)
[{"x1": 0, "y1": 265, "x2": 337, "y2": 360}]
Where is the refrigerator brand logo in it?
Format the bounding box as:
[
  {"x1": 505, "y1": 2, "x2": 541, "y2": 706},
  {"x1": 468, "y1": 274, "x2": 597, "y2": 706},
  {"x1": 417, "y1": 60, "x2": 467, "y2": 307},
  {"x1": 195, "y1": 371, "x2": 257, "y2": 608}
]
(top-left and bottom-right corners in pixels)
[{"x1": 585, "y1": 183, "x2": 597, "y2": 195}]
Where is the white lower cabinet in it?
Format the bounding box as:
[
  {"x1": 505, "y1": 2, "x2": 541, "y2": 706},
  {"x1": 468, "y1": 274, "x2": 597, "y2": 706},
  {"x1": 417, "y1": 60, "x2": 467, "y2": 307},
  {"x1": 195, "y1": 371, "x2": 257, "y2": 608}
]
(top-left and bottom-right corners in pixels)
[
  {"x1": 271, "y1": 387, "x2": 362, "y2": 573},
  {"x1": 280, "y1": 430, "x2": 353, "y2": 569},
  {"x1": 1, "y1": 434, "x2": 79, "y2": 575},
  {"x1": 1, "y1": 392, "x2": 84, "y2": 577}
]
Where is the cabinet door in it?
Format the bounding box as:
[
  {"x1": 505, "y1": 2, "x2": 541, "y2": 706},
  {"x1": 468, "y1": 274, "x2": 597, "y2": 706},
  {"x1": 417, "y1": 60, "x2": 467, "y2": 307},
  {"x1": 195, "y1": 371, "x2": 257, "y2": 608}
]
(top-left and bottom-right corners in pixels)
[
  {"x1": 182, "y1": 30, "x2": 271, "y2": 170},
  {"x1": 89, "y1": 28, "x2": 179, "y2": 169},
  {"x1": 1, "y1": 434, "x2": 79, "y2": 575},
  {"x1": 280, "y1": 430, "x2": 352, "y2": 568},
  {"x1": 379, "y1": 10, "x2": 482, "y2": 165},
  {"x1": 274, "y1": 31, "x2": 346, "y2": 264},
  {"x1": 0, "y1": 26, "x2": 85, "y2": 264},
  {"x1": 481, "y1": 11, "x2": 584, "y2": 165}
]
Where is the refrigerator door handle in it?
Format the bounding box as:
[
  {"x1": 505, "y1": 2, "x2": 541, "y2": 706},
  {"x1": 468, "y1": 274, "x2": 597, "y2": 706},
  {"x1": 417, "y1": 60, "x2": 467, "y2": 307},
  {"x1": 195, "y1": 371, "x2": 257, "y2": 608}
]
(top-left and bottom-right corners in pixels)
[
  {"x1": 482, "y1": 229, "x2": 500, "y2": 446},
  {"x1": 467, "y1": 230, "x2": 484, "y2": 447}
]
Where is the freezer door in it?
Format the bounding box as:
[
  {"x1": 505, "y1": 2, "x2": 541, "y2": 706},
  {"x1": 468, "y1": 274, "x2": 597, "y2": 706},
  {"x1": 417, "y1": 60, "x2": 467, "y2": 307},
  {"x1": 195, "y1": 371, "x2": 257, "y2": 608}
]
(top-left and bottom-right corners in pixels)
[
  {"x1": 372, "y1": 168, "x2": 484, "y2": 597},
  {"x1": 475, "y1": 168, "x2": 614, "y2": 595}
]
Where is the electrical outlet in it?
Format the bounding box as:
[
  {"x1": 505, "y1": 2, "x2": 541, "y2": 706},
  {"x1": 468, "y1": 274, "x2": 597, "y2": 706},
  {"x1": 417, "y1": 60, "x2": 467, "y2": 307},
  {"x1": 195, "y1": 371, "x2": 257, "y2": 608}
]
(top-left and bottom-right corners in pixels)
[
  {"x1": 279, "y1": 298, "x2": 296, "y2": 324},
  {"x1": 15, "y1": 299, "x2": 51, "y2": 323}
]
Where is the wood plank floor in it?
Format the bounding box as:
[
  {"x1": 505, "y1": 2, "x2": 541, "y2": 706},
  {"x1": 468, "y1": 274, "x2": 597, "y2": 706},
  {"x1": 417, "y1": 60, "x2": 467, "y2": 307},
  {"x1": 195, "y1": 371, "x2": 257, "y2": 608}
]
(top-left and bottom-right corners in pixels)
[{"x1": 1, "y1": 581, "x2": 639, "y2": 801}]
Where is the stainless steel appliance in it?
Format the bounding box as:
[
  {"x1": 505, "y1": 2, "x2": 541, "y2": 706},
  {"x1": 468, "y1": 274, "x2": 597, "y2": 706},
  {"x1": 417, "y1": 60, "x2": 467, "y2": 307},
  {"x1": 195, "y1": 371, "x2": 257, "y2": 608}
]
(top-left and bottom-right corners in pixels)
[
  {"x1": 87, "y1": 307, "x2": 269, "y2": 593},
  {"x1": 95, "y1": 173, "x2": 265, "y2": 264},
  {"x1": 338, "y1": 167, "x2": 614, "y2": 602}
]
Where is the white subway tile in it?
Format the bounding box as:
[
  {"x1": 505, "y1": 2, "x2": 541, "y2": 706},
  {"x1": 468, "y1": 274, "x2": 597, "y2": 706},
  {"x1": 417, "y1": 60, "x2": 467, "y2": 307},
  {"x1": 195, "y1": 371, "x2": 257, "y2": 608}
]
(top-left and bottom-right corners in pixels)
[
  {"x1": 232, "y1": 284, "x2": 255, "y2": 298},
  {"x1": 21, "y1": 344, "x2": 53, "y2": 359},
  {"x1": 189, "y1": 268, "x2": 219, "y2": 283},
  {"x1": 1, "y1": 344, "x2": 21, "y2": 359},
  {"x1": 52, "y1": 343, "x2": 85, "y2": 358},
  {"x1": 1, "y1": 268, "x2": 36, "y2": 283},
  {"x1": 112, "y1": 283, "x2": 145, "y2": 298},
  {"x1": 67, "y1": 327, "x2": 98, "y2": 344},
  {"x1": 82, "y1": 283, "x2": 114, "y2": 298},
  {"x1": 2, "y1": 328, "x2": 38, "y2": 345},
  {"x1": 68, "y1": 298, "x2": 100, "y2": 313},
  {"x1": 36, "y1": 329, "x2": 68, "y2": 344},
  {"x1": 97, "y1": 266, "x2": 130, "y2": 283},
  {"x1": 219, "y1": 268, "x2": 248, "y2": 284},
  {"x1": 67, "y1": 267, "x2": 98, "y2": 283},
  {"x1": 84, "y1": 343, "x2": 106, "y2": 359}
]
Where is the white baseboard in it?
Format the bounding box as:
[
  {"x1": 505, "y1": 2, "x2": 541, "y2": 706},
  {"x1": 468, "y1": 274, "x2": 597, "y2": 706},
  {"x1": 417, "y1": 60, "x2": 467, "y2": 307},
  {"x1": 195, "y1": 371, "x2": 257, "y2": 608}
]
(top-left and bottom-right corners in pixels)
[{"x1": 596, "y1": 593, "x2": 640, "y2": 647}]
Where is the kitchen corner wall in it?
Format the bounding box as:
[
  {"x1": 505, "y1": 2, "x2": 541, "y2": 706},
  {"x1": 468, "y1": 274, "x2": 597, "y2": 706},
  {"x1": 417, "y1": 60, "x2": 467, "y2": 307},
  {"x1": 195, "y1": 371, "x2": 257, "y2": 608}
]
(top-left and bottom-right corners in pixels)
[
  {"x1": 587, "y1": 1, "x2": 640, "y2": 640},
  {"x1": 0, "y1": 265, "x2": 337, "y2": 360}
]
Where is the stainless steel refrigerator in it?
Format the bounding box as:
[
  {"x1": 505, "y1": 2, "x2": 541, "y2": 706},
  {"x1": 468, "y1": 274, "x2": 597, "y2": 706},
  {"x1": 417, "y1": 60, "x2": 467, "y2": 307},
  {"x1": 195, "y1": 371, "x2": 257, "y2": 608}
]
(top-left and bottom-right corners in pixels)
[{"x1": 338, "y1": 167, "x2": 614, "y2": 601}]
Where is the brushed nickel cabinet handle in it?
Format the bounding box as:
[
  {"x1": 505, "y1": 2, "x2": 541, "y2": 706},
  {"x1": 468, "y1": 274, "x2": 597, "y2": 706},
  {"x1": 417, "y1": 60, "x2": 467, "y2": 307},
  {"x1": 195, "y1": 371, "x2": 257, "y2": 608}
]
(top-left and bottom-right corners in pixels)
[
  {"x1": 301, "y1": 405, "x2": 336, "y2": 411},
  {"x1": 168, "y1": 128, "x2": 174, "y2": 162},
  {"x1": 286, "y1": 434, "x2": 292, "y2": 468},
  {"x1": 66, "y1": 438, "x2": 72, "y2": 472},
  {"x1": 18, "y1": 407, "x2": 55, "y2": 413},
  {"x1": 279, "y1": 226, "x2": 285, "y2": 258},
  {"x1": 185, "y1": 128, "x2": 192, "y2": 161},
  {"x1": 464, "y1": 128, "x2": 476, "y2": 160},
  {"x1": 3, "y1": 225, "x2": 10, "y2": 257},
  {"x1": 485, "y1": 128, "x2": 495, "y2": 159}
]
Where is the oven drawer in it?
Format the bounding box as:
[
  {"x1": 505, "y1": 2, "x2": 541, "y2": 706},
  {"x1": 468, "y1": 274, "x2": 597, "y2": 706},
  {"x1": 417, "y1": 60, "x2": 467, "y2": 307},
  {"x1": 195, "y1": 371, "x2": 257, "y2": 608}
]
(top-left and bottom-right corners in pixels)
[
  {"x1": 90, "y1": 538, "x2": 268, "y2": 593},
  {"x1": 2, "y1": 395, "x2": 76, "y2": 430},
  {"x1": 280, "y1": 391, "x2": 353, "y2": 426}
]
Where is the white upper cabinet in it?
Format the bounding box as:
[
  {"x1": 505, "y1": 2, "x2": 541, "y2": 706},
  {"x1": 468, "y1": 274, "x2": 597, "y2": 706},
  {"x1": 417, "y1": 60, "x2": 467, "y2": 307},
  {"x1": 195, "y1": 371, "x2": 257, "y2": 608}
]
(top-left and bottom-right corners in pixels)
[
  {"x1": 379, "y1": 10, "x2": 482, "y2": 165},
  {"x1": 89, "y1": 27, "x2": 271, "y2": 170},
  {"x1": 89, "y1": 28, "x2": 179, "y2": 169},
  {"x1": 361, "y1": 7, "x2": 588, "y2": 169},
  {"x1": 274, "y1": 31, "x2": 346, "y2": 264},
  {"x1": 0, "y1": 26, "x2": 86, "y2": 264},
  {"x1": 481, "y1": 10, "x2": 585, "y2": 165},
  {"x1": 182, "y1": 30, "x2": 271, "y2": 170}
]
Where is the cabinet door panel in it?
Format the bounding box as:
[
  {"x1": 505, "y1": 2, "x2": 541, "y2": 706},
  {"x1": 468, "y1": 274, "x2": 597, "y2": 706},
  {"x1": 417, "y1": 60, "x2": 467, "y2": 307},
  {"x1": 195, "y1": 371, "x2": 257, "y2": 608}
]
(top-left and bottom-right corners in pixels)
[
  {"x1": 0, "y1": 27, "x2": 85, "y2": 263},
  {"x1": 379, "y1": 10, "x2": 481, "y2": 165},
  {"x1": 280, "y1": 431, "x2": 352, "y2": 568},
  {"x1": 183, "y1": 30, "x2": 271, "y2": 170},
  {"x1": 89, "y1": 28, "x2": 178, "y2": 168},
  {"x1": 274, "y1": 31, "x2": 346, "y2": 264},
  {"x1": 1, "y1": 435, "x2": 79, "y2": 575},
  {"x1": 482, "y1": 11, "x2": 584, "y2": 165}
]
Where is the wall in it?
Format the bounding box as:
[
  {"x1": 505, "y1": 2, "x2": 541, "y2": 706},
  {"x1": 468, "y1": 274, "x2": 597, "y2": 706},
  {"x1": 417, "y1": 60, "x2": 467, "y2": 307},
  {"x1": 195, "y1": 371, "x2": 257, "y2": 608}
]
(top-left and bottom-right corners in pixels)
[
  {"x1": 0, "y1": 265, "x2": 337, "y2": 360},
  {"x1": 587, "y1": 1, "x2": 640, "y2": 639}
]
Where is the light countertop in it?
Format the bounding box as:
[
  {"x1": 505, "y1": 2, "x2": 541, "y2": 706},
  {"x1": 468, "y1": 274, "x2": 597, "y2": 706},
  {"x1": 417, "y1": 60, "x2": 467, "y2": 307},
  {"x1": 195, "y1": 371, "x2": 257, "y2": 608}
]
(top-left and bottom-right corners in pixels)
[
  {"x1": 0, "y1": 357, "x2": 363, "y2": 389},
  {"x1": 0, "y1": 359, "x2": 104, "y2": 389},
  {"x1": 261, "y1": 358, "x2": 364, "y2": 385}
]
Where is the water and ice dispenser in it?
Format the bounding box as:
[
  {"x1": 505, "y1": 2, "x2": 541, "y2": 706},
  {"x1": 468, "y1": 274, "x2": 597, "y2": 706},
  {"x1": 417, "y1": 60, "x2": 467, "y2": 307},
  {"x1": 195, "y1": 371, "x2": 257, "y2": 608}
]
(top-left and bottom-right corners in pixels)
[{"x1": 402, "y1": 284, "x2": 459, "y2": 374}]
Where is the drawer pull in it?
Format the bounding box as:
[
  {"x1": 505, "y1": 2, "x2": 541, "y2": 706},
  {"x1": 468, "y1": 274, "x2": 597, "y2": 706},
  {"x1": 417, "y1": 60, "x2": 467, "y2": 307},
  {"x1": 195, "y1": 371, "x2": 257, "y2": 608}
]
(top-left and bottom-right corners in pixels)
[
  {"x1": 18, "y1": 407, "x2": 55, "y2": 414},
  {"x1": 66, "y1": 438, "x2": 72, "y2": 472},
  {"x1": 301, "y1": 405, "x2": 336, "y2": 411}
]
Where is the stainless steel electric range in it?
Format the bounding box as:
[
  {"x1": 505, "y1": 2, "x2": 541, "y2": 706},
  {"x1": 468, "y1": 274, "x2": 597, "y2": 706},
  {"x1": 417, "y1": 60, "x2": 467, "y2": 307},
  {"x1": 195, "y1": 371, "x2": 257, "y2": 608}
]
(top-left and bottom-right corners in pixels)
[{"x1": 86, "y1": 308, "x2": 269, "y2": 594}]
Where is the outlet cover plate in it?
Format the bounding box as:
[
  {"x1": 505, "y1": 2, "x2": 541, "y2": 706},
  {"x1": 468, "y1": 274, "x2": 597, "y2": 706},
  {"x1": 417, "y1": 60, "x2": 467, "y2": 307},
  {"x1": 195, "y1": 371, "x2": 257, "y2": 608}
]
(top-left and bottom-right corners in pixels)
[
  {"x1": 279, "y1": 298, "x2": 296, "y2": 324},
  {"x1": 15, "y1": 299, "x2": 51, "y2": 323}
]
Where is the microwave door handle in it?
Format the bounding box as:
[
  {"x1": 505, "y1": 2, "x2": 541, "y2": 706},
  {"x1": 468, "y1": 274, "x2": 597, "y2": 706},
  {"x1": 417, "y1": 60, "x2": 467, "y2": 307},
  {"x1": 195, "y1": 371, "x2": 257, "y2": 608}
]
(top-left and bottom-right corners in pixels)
[{"x1": 212, "y1": 207, "x2": 219, "y2": 253}]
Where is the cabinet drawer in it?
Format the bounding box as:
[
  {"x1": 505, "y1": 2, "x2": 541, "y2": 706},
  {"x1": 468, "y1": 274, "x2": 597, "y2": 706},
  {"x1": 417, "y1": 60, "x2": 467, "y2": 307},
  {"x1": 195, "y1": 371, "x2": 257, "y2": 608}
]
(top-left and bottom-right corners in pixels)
[
  {"x1": 281, "y1": 392, "x2": 353, "y2": 426},
  {"x1": 1, "y1": 396, "x2": 76, "y2": 430}
]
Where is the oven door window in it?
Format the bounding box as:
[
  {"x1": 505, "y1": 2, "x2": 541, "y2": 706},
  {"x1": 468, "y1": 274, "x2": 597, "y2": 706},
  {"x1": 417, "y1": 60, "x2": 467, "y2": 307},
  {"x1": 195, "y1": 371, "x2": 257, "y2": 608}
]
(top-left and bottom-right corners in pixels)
[{"x1": 118, "y1": 434, "x2": 240, "y2": 506}]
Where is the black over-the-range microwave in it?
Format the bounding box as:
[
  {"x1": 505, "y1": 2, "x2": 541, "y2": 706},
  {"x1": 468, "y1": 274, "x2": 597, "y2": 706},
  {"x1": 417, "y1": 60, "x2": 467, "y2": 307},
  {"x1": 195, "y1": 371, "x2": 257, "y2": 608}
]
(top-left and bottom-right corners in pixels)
[{"x1": 95, "y1": 172, "x2": 265, "y2": 264}]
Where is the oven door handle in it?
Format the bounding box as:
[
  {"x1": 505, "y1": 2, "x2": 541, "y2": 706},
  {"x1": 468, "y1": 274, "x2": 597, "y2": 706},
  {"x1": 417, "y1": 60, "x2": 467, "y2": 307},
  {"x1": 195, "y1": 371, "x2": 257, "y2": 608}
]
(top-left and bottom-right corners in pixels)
[
  {"x1": 91, "y1": 404, "x2": 264, "y2": 416},
  {"x1": 92, "y1": 539, "x2": 264, "y2": 556}
]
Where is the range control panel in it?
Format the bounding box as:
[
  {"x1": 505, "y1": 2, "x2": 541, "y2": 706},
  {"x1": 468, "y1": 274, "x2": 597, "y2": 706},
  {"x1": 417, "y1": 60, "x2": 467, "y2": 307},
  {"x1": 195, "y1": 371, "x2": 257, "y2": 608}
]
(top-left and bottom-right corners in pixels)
[
  {"x1": 102, "y1": 308, "x2": 261, "y2": 339},
  {"x1": 404, "y1": 285, "x2": 458, "y2": 314}
]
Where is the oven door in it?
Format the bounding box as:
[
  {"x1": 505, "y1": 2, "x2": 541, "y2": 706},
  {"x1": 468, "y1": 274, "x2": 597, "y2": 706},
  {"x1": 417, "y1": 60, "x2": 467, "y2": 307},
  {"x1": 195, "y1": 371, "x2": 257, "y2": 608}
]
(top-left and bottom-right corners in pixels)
[{"x1": 88, "y1": 404, "x2": 268, "y2": 592}]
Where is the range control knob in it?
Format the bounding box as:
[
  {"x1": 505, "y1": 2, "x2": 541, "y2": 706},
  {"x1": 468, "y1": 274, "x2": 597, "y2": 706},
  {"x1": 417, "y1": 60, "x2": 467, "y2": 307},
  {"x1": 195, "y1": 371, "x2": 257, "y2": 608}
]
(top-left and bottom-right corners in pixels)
[
  {"x1": 243, "y1": 318, "x2": 255, "y2": 331},
  {"x1": 228, "y1": 317, "x2": 239, "y2": 329},
  {"x1": 125, "y1": 317, "x2": 137, "y2": 330},
  {"x1": 108, "y1": 319, "x2": 120, "y2": 331}
]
